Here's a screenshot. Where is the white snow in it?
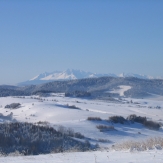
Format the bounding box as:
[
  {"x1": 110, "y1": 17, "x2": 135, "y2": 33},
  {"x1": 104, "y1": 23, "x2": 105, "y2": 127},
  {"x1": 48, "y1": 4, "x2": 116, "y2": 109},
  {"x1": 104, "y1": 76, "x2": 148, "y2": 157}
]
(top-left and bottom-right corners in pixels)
[{"x1": 42, "y1": 72, "x2": 77, "y2": 80}]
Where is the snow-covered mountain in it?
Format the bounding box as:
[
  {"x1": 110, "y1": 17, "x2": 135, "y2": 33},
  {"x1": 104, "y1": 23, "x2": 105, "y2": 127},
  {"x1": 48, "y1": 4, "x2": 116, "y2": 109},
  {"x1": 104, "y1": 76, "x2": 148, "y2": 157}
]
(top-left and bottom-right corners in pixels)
[
  {"x1": 18, "y1": 69, "x2": 163, "y2": 86},
  {"x1": 29, "y1": 69, "x2": 116, "y2": 81},
  {"x1": 18, "y1": 69, "x2": 115, "y2": 85}
]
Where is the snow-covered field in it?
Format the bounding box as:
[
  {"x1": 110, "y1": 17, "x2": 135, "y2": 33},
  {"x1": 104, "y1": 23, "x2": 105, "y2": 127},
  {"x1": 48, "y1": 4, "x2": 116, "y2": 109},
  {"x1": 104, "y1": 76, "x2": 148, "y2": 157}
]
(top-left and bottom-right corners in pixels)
[{"x1": 0, "y1": 93, "x2": 163, "y2": 162}]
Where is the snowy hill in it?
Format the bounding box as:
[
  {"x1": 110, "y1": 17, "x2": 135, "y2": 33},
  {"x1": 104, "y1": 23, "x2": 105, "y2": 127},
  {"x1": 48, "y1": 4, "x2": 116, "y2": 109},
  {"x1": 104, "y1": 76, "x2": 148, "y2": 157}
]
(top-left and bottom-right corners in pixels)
[
  {"x1": 118, "y1": 73, "x2": 155, "y2": 79},
  {"x1": 18, "y1": 69, "x2": 163, "y2": 86}
]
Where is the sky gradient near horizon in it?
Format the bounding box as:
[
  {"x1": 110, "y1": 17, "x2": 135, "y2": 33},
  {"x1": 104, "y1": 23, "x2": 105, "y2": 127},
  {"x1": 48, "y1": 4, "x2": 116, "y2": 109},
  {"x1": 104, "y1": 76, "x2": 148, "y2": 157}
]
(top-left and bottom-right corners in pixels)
[{"x1": 0, "y1": 0, "x2": 163, "y2": 84}]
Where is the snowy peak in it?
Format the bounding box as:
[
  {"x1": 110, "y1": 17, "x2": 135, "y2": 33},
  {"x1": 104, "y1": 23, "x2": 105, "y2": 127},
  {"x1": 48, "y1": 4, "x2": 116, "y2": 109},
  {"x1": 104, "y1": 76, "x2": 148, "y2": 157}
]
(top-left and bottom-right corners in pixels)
[
  {"x1": 18, "y1": 69, "x2": 163, "y2": 86},
  {"x1": 29, "y1": 69, "x2": 110, "y2": 81},
  {"x1": 30, "y1": 72, "x2": 51, "y2": 81}
]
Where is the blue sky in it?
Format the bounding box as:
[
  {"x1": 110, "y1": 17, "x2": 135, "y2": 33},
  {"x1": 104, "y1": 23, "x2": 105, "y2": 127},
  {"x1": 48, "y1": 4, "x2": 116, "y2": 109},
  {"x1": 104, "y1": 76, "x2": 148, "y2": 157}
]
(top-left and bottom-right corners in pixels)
[{"x1": 0, "y1": 0, "x2": 163, "y2": 84}]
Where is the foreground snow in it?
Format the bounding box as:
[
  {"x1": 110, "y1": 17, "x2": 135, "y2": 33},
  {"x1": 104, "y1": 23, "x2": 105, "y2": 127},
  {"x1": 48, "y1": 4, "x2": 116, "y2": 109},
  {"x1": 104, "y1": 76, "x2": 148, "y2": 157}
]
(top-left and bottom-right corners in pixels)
[{"x1": 0, "y1": 150, "x2": 163, "y2": 163}]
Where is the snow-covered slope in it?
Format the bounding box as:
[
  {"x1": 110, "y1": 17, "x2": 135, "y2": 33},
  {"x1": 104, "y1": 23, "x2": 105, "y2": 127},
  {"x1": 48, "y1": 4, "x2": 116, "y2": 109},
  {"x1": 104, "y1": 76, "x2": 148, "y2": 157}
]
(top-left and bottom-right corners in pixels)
[
  {"x1": 0, "y1": 94, "x2": 163, "y2": 144},
  {"x1": 18, "y1": 69, "x2": 163, "y2": 86},
  {"x1": 0, "y1": 94, "x2": 163, "y2": 161}
]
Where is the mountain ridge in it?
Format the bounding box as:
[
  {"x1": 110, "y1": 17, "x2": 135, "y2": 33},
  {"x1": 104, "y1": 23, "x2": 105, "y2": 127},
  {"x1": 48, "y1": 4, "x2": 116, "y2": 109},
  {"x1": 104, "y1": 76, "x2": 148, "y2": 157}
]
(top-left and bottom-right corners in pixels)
[
  {"x1": 18, "y1": 69, "x2": 163, "y2": 86},
  {"x1": 1, "y1": 76, "x2": 163, "y2": 98}
]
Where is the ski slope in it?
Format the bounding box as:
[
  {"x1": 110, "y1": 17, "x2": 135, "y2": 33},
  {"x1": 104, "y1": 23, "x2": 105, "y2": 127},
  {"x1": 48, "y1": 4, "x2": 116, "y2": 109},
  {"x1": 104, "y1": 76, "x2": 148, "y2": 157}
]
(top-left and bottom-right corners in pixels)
[{"x1": 108, "y1": 85, "x2": 132, "y2": 96}]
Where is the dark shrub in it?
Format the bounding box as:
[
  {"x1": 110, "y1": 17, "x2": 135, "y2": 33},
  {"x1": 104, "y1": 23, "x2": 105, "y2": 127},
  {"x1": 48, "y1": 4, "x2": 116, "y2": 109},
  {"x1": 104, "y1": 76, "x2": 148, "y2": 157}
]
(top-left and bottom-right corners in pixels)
[
  {"x1": 127, "y1": 114, "x2": 161, "y2": 130},
  {"x1": 57, "y1": 126, "x2": 84, "y2": 139},
  {"x1": 36, "y1": 121, "x2": 49, "y2": 125},
  {"x1": 144, "y1": 121, "x2": 161, "y2": 130},
  {"x1": 98, "y1": 139, "x2": 111, "y2": 143},
  {"x1": 66, "y1": 104, "x2": 80, "y2": 110},
  {"x1": 87, "y1": 117, "x2": 102, "y2": 121},
  {"x1": 109, "y1": 116, "x2": 126, "y2": 124},
  {"x1": 74, "y1": 132, "x2": 85, "y2": 139},
  {"x1": 127, "y1": 114, "x2": 147, "y2": 124},
  {"x1": 66, "y1": 128, "x2": 74, "y2": 137},
  {"x1": 65, "y1": 91, "x2": 91, "y2": 97},
  {"x1": 96, "y1": 125, "x2": 114, "y2": 132},
  {"x1": 5, "y1": 103, "x2": 21, "y2": 109}
]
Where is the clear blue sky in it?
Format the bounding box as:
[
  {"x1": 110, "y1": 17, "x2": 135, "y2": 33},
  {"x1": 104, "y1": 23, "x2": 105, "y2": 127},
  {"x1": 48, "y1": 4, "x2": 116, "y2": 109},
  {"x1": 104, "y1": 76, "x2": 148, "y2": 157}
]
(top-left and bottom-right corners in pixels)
[{"x1": 0, "y1": 0, "x2": 163, "y2": 84}]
